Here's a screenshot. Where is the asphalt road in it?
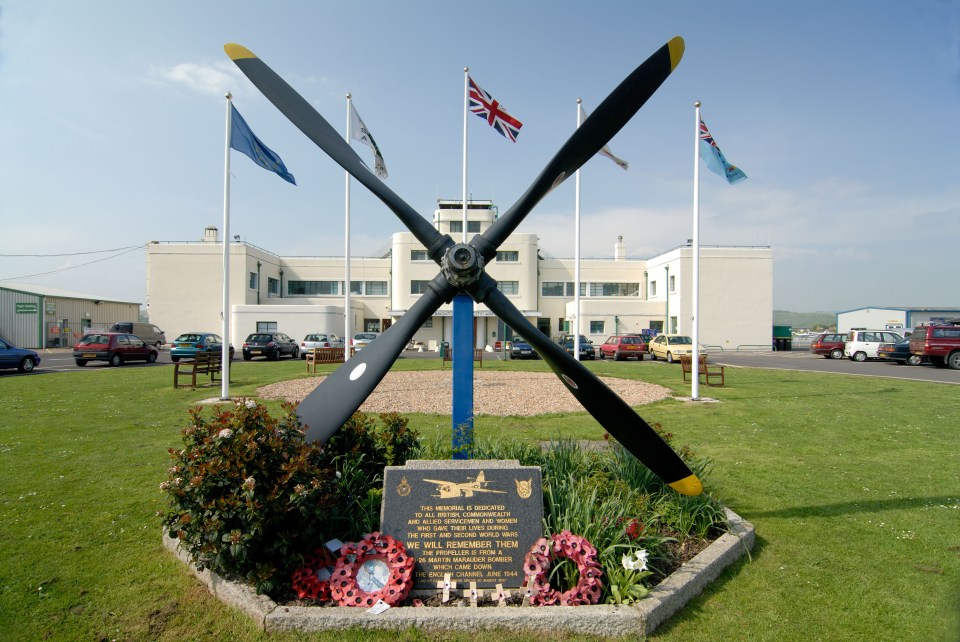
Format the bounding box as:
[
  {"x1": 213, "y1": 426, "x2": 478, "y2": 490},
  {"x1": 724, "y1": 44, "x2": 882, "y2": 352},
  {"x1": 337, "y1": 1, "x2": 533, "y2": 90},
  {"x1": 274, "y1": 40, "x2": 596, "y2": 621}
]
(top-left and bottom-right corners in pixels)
[{"x1": 4, "y1": 346, "x2": 958, "y2": 385}]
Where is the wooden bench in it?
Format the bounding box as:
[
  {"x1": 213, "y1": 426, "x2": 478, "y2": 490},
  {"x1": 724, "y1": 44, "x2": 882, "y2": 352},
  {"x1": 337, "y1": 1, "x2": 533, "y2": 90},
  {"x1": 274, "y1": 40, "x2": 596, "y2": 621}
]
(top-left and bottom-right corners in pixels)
[
  {"x1": 173, "y1": 352, "x2": 225, "y2": 388},
  {"x1": 679, "y1": 355, "x2": 725, "y2": 387},
  {"x1": 305, "y1": 347, "x2": 350, "y2": 373},
  {"x1": 442, "y1": 348, "x2": 483, "y2": 368}
]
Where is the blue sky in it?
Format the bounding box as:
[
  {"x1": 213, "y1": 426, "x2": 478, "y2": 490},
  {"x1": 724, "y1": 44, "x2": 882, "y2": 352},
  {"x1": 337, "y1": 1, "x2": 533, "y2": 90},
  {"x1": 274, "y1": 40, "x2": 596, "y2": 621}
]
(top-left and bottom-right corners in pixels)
[{"x1": 1, "y1": 1, "x2": 957, "y2": 312}]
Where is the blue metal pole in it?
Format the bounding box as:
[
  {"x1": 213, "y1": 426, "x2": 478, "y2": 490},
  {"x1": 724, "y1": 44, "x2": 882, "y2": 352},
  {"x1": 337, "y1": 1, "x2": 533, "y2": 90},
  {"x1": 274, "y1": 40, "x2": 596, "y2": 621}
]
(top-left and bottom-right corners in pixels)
[{"x1": 451, "y1": 292, "x2": 474, "y2": 459}]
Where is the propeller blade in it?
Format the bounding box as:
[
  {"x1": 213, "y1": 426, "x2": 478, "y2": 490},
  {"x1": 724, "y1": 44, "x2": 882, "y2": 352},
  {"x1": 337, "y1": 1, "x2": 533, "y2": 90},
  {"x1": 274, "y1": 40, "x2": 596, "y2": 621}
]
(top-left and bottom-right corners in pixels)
[
  {"x1": 475, "y1": 37, "x2": 684, "y2": 260},
  {"x1": 224, "y1": 44, "x2": 446, "y2": 258},
  {"x1": 474, "y1": 278, "x2": 702, "y2": 496},
  {"x1": 296, "y1": 275, "x2": 457, "y2": 444}
]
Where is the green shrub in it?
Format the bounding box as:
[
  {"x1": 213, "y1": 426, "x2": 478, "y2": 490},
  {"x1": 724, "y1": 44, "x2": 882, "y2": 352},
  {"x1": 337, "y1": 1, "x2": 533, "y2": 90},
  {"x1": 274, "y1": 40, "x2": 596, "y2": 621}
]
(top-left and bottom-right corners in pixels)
[{"x1": 160, "y1": 400, "x2": 337, "y2": 594}]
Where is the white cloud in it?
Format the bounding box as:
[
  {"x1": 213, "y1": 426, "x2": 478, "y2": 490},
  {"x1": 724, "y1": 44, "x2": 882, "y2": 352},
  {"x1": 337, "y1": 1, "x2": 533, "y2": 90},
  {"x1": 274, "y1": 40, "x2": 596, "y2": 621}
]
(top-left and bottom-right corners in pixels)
[{"x1": 149, "y1": 60, "x2": 247, "y2": 96}]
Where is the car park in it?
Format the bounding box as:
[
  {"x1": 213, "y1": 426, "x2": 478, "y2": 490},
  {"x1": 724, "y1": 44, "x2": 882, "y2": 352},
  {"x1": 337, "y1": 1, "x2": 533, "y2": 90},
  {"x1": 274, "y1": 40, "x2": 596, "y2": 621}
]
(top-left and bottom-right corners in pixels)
[
  {"x1": 509, "y1": 337, "x2": 539, "y2": 359},
  {"x1": 73, "y1": 332, "x2": 159, "y2": 367},
  {"x1": 242, "y1": 332, "x2": 299, "y2": 361},
  {"x1": 351, "y1": 332, "x2": 380, "y2": 351},
  {"x1": 598, "y1": 335, "x2": 646, "y2": 360},
  {"x1": 908, "y1": 320, "x2": 960, "y2": 370},
  {"x1": 300, "y1": 333, "x2": 344, "y2": 358},
  {"x1": 810, "y1": 332, "x2": 847, "y2": 359},
  {"x1": 648, "y1": 334, "x2": 706, "y2": 363},
  {"x1": 0, "y1": 338, "x2": 41, "y2": 372},
  {"x1": 844, "y1": 329, "x2": 904, "y2": 362},
  {"x1": 557, "y1": 334, "x2": 595, "y2": 360},
  {"x1": 877, "y1": 338, "x2": 924, "y2": 366},
  {"x1": 170, "y1": 332, "x2": 234, "y2": 362},
  {"x1": 108, "y1": 322, "x2": 166, "y2": 348}
]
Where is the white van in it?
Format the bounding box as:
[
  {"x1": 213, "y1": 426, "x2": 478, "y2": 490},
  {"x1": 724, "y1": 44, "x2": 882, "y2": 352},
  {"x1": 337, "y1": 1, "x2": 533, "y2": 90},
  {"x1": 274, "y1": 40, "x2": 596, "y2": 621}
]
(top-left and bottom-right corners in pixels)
[
  {"x1": 844, "y1": 329, "x2": 904, "y2": 362},
  {"x1": 109, "y1": 322, "x2": 166, "y2": 348}
]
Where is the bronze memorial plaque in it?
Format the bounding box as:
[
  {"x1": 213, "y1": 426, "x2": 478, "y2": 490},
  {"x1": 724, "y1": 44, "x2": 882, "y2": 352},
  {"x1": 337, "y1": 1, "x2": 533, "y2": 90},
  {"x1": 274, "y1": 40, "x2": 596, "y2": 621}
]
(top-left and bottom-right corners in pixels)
[{"x1": 380, "y1": 459, "x2": 543, "y2": 589}]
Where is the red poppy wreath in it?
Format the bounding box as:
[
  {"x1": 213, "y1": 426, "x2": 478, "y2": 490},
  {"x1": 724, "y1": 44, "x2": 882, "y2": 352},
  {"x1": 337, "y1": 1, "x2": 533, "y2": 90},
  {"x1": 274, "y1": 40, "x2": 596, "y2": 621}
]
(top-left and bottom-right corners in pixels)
[
  {"x1": 290, "y1": 545, "x2": 337, "y2": 602},
  {"x1": 330, "y1": 532, "x2": 416, "y2": 607},
  {"x1": 524, "y1": 530, "x2": 604, "y2": 605}
]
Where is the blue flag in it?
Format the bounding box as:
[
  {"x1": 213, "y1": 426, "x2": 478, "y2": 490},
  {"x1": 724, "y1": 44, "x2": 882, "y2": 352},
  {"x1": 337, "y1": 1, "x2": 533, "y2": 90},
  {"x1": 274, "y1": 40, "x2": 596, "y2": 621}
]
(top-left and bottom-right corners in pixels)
[
  {"x1": 230, "y1": 104, "x2": 296, "y2": 185},
  {"x1": 699, "y1": 118, "x2": 746, "y2": 185}
]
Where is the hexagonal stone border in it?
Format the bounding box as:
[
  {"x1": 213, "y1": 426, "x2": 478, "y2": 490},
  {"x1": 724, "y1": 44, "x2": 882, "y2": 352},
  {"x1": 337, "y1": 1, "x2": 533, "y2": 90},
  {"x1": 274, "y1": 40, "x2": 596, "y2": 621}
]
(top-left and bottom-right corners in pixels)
[{"x1": 163, "y1": 507, "x2": 753, "y2": 637}]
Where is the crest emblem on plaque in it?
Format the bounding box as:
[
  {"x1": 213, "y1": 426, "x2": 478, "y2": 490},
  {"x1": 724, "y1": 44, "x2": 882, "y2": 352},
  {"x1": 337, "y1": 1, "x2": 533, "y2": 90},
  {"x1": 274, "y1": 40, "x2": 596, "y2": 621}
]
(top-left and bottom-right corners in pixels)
[
  {"x1": 515, "y1": 478, "x2": 532, "y2": 499},
  {"x1": 396, "y1": 477, "x2": 411, "y2": 497}
]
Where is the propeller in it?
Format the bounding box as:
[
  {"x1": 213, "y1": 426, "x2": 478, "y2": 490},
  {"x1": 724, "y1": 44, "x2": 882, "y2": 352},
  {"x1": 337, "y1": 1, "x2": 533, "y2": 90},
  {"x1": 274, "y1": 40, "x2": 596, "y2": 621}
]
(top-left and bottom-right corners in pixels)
[{"x1": 225, "y1": 38, "x2": 703, "y2": 496}]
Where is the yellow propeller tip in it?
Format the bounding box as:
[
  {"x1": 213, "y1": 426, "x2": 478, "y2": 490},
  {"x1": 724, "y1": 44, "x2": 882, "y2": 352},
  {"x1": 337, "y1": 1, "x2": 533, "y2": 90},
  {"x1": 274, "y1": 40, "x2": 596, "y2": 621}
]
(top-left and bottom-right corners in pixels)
[
  {"x1": 224, "y1": 43, "x2": 256, "y2": 61},
  {"x1": 667, "y1": 36, "x2": 685, "y2": 71},
  {"x1": 669, "y1": 473, "x2": 703, "y2": 496}
]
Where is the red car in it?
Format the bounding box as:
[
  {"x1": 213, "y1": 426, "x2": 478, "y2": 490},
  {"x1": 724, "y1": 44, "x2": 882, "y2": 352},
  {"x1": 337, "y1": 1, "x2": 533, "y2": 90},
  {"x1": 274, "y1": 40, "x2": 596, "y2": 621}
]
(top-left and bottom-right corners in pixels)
[
  {"x1": 909, "y1": 321, "x2": 960, "y2": 370},
  {"x1": 809, "y1": 332, "x2": 846, "y2": 359},
  {"x1": 73, "y1": 332, "x2": 159, "y2": 367},
  {"x1": 598, "y1": 335, "x2": 647, "y2": 361}
]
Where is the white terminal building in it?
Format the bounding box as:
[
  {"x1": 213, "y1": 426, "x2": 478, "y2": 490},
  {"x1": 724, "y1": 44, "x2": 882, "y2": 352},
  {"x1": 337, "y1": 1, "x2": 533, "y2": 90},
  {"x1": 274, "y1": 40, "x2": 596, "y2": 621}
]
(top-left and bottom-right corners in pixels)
[{"x1": 146, "y1": 200, "x2": 773, "y2": 351}]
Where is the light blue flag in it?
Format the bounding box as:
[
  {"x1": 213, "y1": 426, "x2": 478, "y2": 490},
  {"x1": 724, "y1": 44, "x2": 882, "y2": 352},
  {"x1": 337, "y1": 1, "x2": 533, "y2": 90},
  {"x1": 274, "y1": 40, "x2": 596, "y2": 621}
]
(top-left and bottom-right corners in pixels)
[
  {"x1": 230, "y1": 104, "x2": 296, "y2": 185},
  {"x1": 698, "y1": 118, "x2": 746, "y2": 185}
]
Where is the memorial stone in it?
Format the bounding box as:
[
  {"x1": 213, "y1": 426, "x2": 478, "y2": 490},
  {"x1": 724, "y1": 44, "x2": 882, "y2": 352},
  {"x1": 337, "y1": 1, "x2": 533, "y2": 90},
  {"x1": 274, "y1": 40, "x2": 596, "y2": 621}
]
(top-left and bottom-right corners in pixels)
[{"x1": 380, "y1": 459, "x2": 543, "y2": 590}]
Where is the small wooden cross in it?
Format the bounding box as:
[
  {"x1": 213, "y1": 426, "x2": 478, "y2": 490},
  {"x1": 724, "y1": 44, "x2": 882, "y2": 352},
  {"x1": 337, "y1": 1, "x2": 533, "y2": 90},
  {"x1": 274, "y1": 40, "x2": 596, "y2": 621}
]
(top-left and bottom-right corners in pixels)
[
  {"x1": 436, "y1": 573, "x2": 456, "y2": 603},
  {"x1": 493, "y1": 583, "x2": 510, "y2": 607},
  {"x1": 520, "y1": 574, "x2": 536, "y2": 606},
  {"x1": 468, "y1": 581, "x2": 482, "y2": 607}
]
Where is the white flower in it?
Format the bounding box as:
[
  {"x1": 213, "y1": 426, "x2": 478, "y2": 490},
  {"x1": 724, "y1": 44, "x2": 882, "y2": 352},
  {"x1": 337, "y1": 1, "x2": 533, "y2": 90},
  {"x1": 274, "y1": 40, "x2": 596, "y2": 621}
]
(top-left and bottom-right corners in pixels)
[
  {"x1": 242, "y1": 476, "x2": 255, "y2": 491},
  {"x1": 245, "y1": 400, "x2": 257, "y2": 409},
  {"x1": 217, "y1": 429, "x2": 233, "y2": 439},
  {"x1": 622, "y1": 549, "x2": 649, "y2": 572}
]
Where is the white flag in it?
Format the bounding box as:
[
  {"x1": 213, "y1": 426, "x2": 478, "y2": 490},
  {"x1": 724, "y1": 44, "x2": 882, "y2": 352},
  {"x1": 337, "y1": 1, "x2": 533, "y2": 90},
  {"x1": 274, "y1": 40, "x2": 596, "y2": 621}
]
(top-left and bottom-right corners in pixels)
[
  {"x1": 349, "y1": 102, "x2": 388, "y2": 179},
  {"x1": 581, "y1": 104, "x2": 629, "y2": 170}
]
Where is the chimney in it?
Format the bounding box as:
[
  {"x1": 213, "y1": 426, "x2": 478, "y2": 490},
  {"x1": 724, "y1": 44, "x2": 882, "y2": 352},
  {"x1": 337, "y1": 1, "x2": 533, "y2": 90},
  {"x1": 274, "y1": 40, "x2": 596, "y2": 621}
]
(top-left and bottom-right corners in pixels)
[
  {"x1": 614, "y1": 235, "x2": 626, "y2": 261},
  {"x1": 203, "y1": 226, "x2": 219, "y2": 243}
]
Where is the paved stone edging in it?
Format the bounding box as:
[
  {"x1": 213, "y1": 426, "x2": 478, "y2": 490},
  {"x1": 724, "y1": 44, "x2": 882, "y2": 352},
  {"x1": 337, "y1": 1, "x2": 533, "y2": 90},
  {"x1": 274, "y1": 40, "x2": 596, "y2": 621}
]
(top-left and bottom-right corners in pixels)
[{"x1": 162, "y1": 507, "x2": 754, "y2": 637}]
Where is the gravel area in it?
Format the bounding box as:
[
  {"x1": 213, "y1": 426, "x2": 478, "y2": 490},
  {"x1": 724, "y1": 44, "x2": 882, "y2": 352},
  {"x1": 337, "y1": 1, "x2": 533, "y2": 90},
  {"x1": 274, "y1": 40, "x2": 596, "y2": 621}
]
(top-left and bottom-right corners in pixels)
[{"x1": 257, "y1": 370, "x2": 671, "y2": 416}]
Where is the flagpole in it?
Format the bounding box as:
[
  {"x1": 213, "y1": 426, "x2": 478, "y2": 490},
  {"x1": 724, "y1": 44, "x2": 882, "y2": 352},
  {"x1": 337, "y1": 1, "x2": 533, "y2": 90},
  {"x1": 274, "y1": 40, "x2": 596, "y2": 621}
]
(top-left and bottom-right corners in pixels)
[
  {"x1": 691, "y1": 101, "x2": 701, "y2": 400},
  {"x1": 573, "y1": 99, "x2": 583, "y2": 362},
  {"x1": 221, "y1": 92, "x2": 233, "y2": 400},
  {"x1": 344, "y1": 93, "x2": 352, "y2": 362},
  {"x1": 462, "y1": 68, "x2": 469, "y2": 242}
]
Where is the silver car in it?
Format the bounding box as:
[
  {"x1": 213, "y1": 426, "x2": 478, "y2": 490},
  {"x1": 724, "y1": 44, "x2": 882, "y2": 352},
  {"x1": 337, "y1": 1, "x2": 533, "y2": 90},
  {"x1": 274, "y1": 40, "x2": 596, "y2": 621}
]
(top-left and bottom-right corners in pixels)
[
  {"x1": 300, "y1": 333, "x2": 345, "y2": 359},
  {"x1": 351, "y1": 332, "x2": 380, "y2": 351}
]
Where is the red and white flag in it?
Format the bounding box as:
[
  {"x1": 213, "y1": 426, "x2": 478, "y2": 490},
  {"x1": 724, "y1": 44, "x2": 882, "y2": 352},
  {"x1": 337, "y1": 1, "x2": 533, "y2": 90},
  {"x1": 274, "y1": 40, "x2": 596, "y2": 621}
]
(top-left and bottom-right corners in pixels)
[{"x1": 468, "y1": 76, "x2": 523, "y2": 142}]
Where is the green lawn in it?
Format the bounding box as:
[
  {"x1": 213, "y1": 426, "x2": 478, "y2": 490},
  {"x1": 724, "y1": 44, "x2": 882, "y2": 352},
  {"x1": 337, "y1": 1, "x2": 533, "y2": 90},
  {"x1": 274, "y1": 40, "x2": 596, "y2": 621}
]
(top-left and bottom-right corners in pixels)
[{"x1": 1, "y1": 358, "x2": 957, "y2": 641}]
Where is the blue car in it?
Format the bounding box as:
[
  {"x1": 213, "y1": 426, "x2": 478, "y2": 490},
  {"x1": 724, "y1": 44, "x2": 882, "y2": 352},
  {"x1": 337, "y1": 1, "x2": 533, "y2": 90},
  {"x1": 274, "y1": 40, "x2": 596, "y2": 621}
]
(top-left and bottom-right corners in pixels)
[
  {"x1": 510, "y1": 337, "x2": 539, "y2": 360},
  {"x1": 170, "y1": 332, "x2": 234, "y2": 363},
  {"x1": 0, "y1": 338, "x2": 41, "y2": 372}
]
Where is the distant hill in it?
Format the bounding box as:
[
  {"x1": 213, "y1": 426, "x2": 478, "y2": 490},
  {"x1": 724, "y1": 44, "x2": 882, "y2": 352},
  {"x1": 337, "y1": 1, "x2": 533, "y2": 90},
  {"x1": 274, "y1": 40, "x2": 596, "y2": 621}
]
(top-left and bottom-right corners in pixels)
[{"x1": 773, "y1": 310, "x2": 837, "y2": 331}]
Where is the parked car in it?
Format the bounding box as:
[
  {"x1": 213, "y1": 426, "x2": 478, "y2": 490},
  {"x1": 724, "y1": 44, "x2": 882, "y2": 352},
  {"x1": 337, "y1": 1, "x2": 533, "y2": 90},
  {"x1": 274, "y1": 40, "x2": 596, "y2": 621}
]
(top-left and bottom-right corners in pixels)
[
  {"x1": 170, "y1": 332, "x2": 234, "y2": 362},
  {"x1": 844, "y1": 329, "x2": 904, "y2": 362},
  {"x1": 509, "y1": 337, "x2": 539, "y2": 360},
  {"x1": 558, "y1": 334, "x2": 595, "y2": 360},
  {"x1": 351, "y1": 332, "x2": 380, "y2": 351},
  {"x1": 242, "y1": 332, "x2": 299, "y2": 361},
  {"x1": 0, "y1": 338, "x2": 41, "y2": 372},
  {"x1": 73, "y1": 332, "x2": 159, "y2": 366},
  {"x1": 877, "y1": 338, "x2": 924, "y2": 366},
  {"x1": 809, "y1": 332, "x2": 847, "y2": 359},
  {"x1": 909, "y1": 320, "x2": 960, "y2": 370},
  {"x1": 648, "y1": 334, "x2": 706, "y2": 363},
  {"x1": 598, "y1": 335, "x2": 647, "y2": 361},
  {"x1": 108, "y1": 322, "x2": 166, "y2": 348},
  {"x1": 300, "y1": 333, "x2": 345, "y2": 358}
]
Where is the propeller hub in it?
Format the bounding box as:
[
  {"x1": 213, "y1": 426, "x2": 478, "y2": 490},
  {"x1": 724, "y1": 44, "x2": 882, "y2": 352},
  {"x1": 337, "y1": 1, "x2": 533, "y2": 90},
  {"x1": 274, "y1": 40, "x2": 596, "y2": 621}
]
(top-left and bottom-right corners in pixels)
[{"x1": 441, "y1": 243, "x2": 485, "y2": 288}]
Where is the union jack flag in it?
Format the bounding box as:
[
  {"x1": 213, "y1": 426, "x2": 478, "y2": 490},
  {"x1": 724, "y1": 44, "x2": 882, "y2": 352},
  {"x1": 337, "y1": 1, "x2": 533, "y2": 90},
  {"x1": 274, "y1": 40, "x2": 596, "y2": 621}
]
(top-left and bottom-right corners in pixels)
[
  {"x1": 468, "y1": 76, "x2": 523, "y2": 142},
  {"x1": 698, "y1": 117, "x2": 747, "y2": 184}
]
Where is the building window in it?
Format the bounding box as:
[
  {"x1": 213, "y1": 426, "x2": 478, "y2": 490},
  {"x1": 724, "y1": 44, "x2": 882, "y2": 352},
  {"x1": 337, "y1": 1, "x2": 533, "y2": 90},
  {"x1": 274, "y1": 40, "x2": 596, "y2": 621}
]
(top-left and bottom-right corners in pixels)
[
  {"x1": 249, "y1": 272, "x2": 258, "y2": 290},
  {"x1": 541, "y1": 282, "x2": 564, "y2": 296},
  {"x1": 449, "y1": 221, "x2": 462, "y2": 233},
  {"x1": 365, "y1": 281, "x2": 388, "y2": 296},
  {"x1": 410, "y1": 280, "x2": 431, "y2": 294},
  {"x1": 649, "y1": 281, "x2": 657, "y2": 297},
  {"x1": 589, "y1": 282, "x2": 639, "y2": 297},
  {"x1": 410, "y1": 249, "x2": 429, "y2": 261},
  {"x1": 669, "y1": 275, "x2": 676, "y2": 292},
  {"x1": 364, "y1": 319, "x2": 380, "y2": 332},
  {"x1": 350, "y1": 281, "x2": 363, "y2": 295},
  {"x1": 449, "y1": 221, "x2": 480, "y2": 234},
  {"x1": 496, "y1": 251, "x2": 518, "y2": 262},
  {"x1": 267, "y1": 277, "x2": 280, "y2": 296},
  {"x1": 422, "y1": 318, "x2": 433, "y2": 328},
  {"x1": 557, "y1": 318, "x2": 565, "y2": 331},
  {"x1": 568, "y1": 282, "x2": 586, "y2": 297},
  {"x1": 287, "y1": 280, "x2": 339, "y2": 296},
  {"x1": 590, "y1": 320, "x2": 605, "y2": 334},
  {"x1": 256, "y1": 321, "x2": 277, "y2": 332},
  {"x1": 497, "y1": 281, "x2": 519, "y2": 295}
]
